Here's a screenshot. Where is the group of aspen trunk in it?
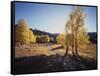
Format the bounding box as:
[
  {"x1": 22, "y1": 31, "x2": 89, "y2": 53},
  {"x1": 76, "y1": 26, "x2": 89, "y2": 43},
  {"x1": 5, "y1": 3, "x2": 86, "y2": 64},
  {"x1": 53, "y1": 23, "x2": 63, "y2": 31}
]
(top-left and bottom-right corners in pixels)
[{"x1": 56, "y1": 6, "x2": 89, "y2": 57}]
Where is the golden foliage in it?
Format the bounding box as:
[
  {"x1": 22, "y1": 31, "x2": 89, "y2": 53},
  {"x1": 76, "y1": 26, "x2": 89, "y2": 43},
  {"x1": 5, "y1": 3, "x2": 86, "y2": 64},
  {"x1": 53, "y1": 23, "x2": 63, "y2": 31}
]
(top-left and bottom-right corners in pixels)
[
  {"x1": 56, "y1": 34, "x2": 66, "y2": 47},
  {"x1": 56, "y1": 33, "x2": 74, "y2": 49},
  {"x1": 15, "y1": 19, "x2": 36, "y2": 44},
  {"x1": 65, "y1": 6, "x2": 89, "y2": 49},
  {"x1": 77, "y1": 29, "x2": 89, "y2": 49},
  {"x1": 29, "y1": 30, "x2": 36, "y2": 43},
  {"x1": 56, "y1": 34, "x2": 65, "y2": 43}
]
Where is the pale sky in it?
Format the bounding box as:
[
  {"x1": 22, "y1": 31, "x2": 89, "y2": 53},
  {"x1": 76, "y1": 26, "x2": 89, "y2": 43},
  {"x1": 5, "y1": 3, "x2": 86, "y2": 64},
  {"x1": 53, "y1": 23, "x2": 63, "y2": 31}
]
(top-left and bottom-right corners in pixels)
[{"x1": 15, "y1": 2, "x2": 97, "y2": 33}]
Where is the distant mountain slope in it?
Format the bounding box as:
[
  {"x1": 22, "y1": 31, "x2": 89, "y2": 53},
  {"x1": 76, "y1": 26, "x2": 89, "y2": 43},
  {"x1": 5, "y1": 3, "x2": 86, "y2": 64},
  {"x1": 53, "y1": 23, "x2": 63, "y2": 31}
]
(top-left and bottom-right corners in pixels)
[
  {"x1": 88, "y1": 32, "x2": 97, "y2": 39},
  {"x1": 88, "y1": 32, "x2": 97, "y2": 43},
  {"x1": 30, "y1": 28, "x2": 59, "y2": 38},
  {"x1": 30, "y1": 28, "x2": 97, "y2": 43}
]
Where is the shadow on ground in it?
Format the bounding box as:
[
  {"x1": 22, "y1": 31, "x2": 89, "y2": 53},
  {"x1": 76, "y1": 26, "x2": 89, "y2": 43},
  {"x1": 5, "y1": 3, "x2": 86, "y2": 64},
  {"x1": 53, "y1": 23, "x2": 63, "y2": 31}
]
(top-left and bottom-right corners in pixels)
[{"x1": 13, "y1": 54, "x2": 97, "y2": 74}]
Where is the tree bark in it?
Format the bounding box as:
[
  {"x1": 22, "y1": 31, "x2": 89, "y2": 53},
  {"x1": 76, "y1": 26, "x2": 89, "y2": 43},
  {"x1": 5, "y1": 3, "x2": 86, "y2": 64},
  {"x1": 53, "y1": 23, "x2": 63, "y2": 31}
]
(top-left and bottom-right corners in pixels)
[
  {"x1": 72, "y1": 29, "x2": 75, "y2": 56},
  {"x1": 74, "y1": 30, "x2": 79, "y2": 57},
  {"x1": 72, "y1": 45, "x2": 75, "y2": 55},
  {"x1": 64, "y1": 44, "x2": 68, "y2": 58}
]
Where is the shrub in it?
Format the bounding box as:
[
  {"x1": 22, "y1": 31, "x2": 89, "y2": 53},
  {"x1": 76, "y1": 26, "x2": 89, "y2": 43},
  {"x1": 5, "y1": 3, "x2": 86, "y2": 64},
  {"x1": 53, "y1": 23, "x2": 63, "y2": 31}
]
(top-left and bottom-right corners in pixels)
[
  {"x1": 36, "y1": 35, "x2": 50, "y2": 43},
  {"x1": 15, "y1": 19, "x2": 36, "y2": 44},
  {"x1": 56, "y1": 34, "x2": 65, "y2": 44}
]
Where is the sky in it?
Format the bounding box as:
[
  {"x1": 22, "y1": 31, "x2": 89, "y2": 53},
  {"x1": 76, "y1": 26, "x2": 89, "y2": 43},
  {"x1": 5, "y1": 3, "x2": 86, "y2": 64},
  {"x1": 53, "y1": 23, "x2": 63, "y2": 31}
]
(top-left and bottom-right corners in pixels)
[{"x1": 15, "y1": 2, "x2": 97, "y2": 33}]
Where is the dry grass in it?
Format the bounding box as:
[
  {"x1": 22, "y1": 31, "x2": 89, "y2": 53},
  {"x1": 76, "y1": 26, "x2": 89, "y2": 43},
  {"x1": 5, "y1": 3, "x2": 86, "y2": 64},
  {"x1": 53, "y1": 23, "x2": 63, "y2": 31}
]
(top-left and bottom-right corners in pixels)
[
  {"x1": 15, "y1": 43, "x2": 97, "y2": 60},
  {"x1": 67, "y1": 43, "x2": 97, "y2": 60},
  {"x1": 15, "y1": 44, "x2": 50, "y2": 58},
  {"x1": 15, "y1": 43, "x2": 66, "y2": 58},
  {"x1": 78, "y1": 43, "x2": 97, "y2": 60}
]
